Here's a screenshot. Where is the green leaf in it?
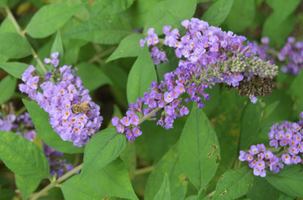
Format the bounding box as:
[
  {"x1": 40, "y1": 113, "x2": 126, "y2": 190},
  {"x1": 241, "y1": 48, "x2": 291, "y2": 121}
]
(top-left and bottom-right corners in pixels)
[
  {"x1": 0, "y1": 75, "x2": 16, "y2": 104},
  {"x1": 143, "y1": 0, "x2": 196, "y2": 35},
  {"x1": 63, "y1": 14, "x2": 132, "y2": 44},
  {"x1": 0, "y1": 130, "x2": 50, "y2": 179},
  {"x1": 119, "y1": 0, "x2": 163, "y2": 28},
  {"x1": 225, "y1": 0, "x2": 255, "y2": 32},
  {"x1": 88, "y1": 158, "x2": 138, "y2": 200},
  {"x1": 240, "y1": 101, "x2": 261, "y2": 150},
  {"x1": 0, "y1": 33, "x2": 31, "y2": 59},
  {"x1": 262, "y1": 100, "x2": 280, "y2": 120},
  {"x1": 201, "y1": 0, "x2": 234, "y2": 26},
  {"x1": 247, "y1": 176, "x2": 281, "y2": 200},
  {"x1": 178, "y1": 104, "x2": 220, "y2": 190},
  {"x1": 61, "y1": 174, "x2": 105, "y2": 200},
  {"x1": 75, "y1": 62, "x2": 112, "y2": 91},
  {"x1": 266, "y1": 0, "x2": 300, "y2": 23},
  {"x1": 89, "y1": 0, "x2": 134, "y2": 15},
  {"x1": 80, "y1": 127, "x2": 127, "y2": 180},
  {"x1": 278, "y1": 193, "x2": 294, "y2": 200},
  {"x1": 120, "y1": 141, "x2": 136, "y2": 180},
  {"x1": 145, "y1": 143, "x2": 188, "y2": 200},
  {"x1": 153, "y1": 174, "x2": 171, "y2": 200},
  {"x1": 25, "y1": 4, "x2": 84, "y2": 38},
  {"x1": 212, "y1": 166, "x2": 253, "y2": 200},
  {"x1": 107, "y1": 34, "x2": 145, "y2": 62},
  {"x1": 136, "y1": 116, "x2": 186, "y2": 163},
  {"x1": 0, "y1": 17, "x2": 17, "y2": 33},
  {"x1": 262, "y1": 13, "x2": 295, "y2": 46},
  {"x1": 62, "y1": 39, "x2": 87, "y2": 65},
  {"x1": 0, "y1": 62, "x2": 29, "y2": 79},
  {"x1": 50, "y1": 31, "x2": 64, "y2": 61},
  {"x1": 210, "y1": 88, "x2": 246, "y2": 190},
  {"x1": 23, "y1": 100, "x2": 84, "y2": 154},
  {"x1": 289, "y1": 69, "x2": 303, "y2": 99},
  {"x1": 15, "y1": 175, "x2": 41, "y2": 200},
  {"x1": 266, "y1": 165, "x2": 303, "y2": 198},
  {"x1": 160, "y1": 7, "x2": 182, "y2": 32},
  {"x1": 126, "y1": 44, "x2": 157, "y2": 104},
  {"x1": 260, "y1": 89, "x2": 292, "y2": 127}
]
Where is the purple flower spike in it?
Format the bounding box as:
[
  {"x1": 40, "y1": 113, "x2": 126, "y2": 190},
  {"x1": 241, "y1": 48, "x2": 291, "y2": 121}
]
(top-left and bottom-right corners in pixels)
[{"x1": 19, "y1": 53, "x2": 103, "y2": 147}]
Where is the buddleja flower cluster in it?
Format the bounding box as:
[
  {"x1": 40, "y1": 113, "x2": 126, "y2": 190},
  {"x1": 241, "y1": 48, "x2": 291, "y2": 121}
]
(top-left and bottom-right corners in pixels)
[
  {"x1": 113, "y1": 18, "x2": 279, "y2": 141},
  {"x1": 140, "y1": 28, "x2": 168, "y2": 65},
  {"x1": 0, "y1": 112, "x2": 73, "y2": 178},
  {"x1": 255, "y1": 36, "x2": 303, "y2": 75},
  {"x1": 19, "y1": 53, "x2": 103, "y2": 147},
  {"x1": 239, "y1": 112, "x2": 303, "y2": 177}
]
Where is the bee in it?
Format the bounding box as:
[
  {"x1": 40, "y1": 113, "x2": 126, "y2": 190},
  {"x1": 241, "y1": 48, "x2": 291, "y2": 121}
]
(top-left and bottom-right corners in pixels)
[{"x1": 72, "y1": 101, "x2": 91, "y2": 114}]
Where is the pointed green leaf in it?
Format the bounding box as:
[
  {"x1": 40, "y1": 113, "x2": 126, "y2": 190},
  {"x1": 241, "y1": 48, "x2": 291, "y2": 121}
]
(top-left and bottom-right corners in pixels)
[
  {"x1": 119, "y1": 0, "x2": 163, "y2": 28},
  {"x1": 126, "y1": 44, "x2": 157, "y2": 104},
  {"x1": 145, "y1": 143, "x2": 188, "y2": 200},
  {"x1": 266, "y1": 0, "x2": 300, "y2": 23},
  {"x1": 278, "y1": 193, "x2": 294, "y2": 200},
  {"x1": 120, "y1": 141, "x2": 136, "y2": 180},
  {"x1": 23, "y1": 99, "x2": 84, "y2": 154},
  {"x1": 89, "y1": 158, "x2": 138, "y2": 200},
  {"x1": 0, "y1": 130, "x2": 50, "y2": 179},
  {"x1": 80, "y1": 127, "x2": 127, "y2": 180},
  {"x1": 107, "y1": 34, "x2": 145, "y2": 62},
  {"x1": 0, "y1": 33, "x2": 31, "y2": 59},
  {"x1": 136, "y1": 116, "x2": 186, "y2": 163},
  {"x1": 25, "y1": 4, "x2": 84, "y2": 38},
  {"x1": 63, "y1": 15, "x2": 132, "y2": 44},
  {"x1": 61, "y1": 174, "x2": 105, "y2": 200},
  {"x1": 262, "y1": 13, "x2": 295, "y2": 46},
  {"x1": 247, "y1": 176, "x2": 281, "y2": 200},
  {"x1": 225, "y1": 0, "x2": 255, "y2": 32},
  {"x1": 260, "y1": 89, "x2": 292, "y2": 127},
  {"x1": 0, "y1": 62, "x2": 29, "y2": 79},
  {"x1": 15, "y1": 175, "x2": 41, "y2": 200},
  {"x1": 153, "y1": 174, "x2": 171, "y2": 200},
  {"x1": 262, "y1": 101, "x2": 280, "y2": 121},
  {"x1": 266, "y1": 165, "x2": 303, "y2": 198},
  {"x1": 211, "y1": 89, "x2": 246, "y2": 189},
  {"x1": 0, "y1": 75, "x2": 16, "y2": 104},
  {"x1": 50, "y1": 31, "x2": 64, "y2": 61},
  {"x1": 212, "y1": 166, "x2": 253, "y2": 200},
  {"x1": 289, "y1": 69, "x2": 303, "y2": 99},
  {"x1": 201, "y1": 0, "x2": 234, "y2": 26},
  {"x1": 240, "y1": 101, "x2": 261, "y2": 150},
  {"x1": 143, "y1": 0, "x2": 196, "y2": 35},
  {"x1": 179, "y1": 104, "x2": 220, "y2": 190}
]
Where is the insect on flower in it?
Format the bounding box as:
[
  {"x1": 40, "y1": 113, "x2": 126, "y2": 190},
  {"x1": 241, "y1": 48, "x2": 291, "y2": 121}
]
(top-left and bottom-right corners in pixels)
[{"x1": 72, "y1": 101, "x2": 91, "y2": 114}]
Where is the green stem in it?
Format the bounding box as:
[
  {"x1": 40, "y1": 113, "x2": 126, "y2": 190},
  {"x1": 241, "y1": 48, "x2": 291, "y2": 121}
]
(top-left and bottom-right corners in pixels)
[
  {"x1": 30, "y1": 164, "x2": 83, "y2": 200},
  {"x1": 134, "y1": 165, "x2": 155, "y2": 176},
  {"x1": 15, "y1": 106, "x2": 27, "y2": 117},
  {"x1": 5, "y1": 7, "x2": 47, "y2": 74},
  {"x1": 139, "y1": 106, "x2": 162, "y2": 125},
  {"x1": 275, "y1": 148, "x2": 288, "y2": 157},
  {"x1": 88, "y1": 46, "x2": 116, "y2": 64}
]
